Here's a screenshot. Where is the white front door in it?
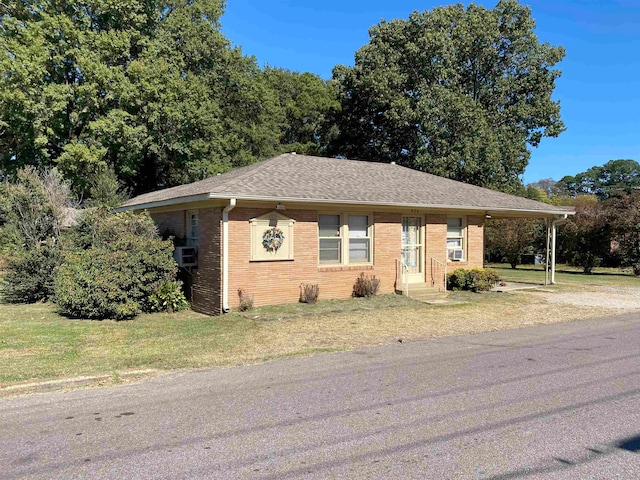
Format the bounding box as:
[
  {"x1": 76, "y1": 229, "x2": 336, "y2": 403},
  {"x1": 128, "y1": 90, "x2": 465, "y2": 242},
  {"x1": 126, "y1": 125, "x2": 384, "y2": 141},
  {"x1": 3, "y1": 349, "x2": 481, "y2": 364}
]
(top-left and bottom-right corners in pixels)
[{"x1": 402, "y1": 216, "x2": 424, "y2": 283}]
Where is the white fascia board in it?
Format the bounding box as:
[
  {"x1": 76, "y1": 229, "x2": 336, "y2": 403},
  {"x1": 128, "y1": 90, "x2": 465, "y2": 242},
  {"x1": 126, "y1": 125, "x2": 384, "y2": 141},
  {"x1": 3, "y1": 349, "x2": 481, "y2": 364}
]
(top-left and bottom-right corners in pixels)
[
  {"x1": 205, "y1": 194, "x2": 575, "y2": 217},
  {"x1": 117, "y1": 192, "x2": 574, "y2": 217},
  {"x1": 114, "y1": 193, "x2": 214, "y2": 212}
]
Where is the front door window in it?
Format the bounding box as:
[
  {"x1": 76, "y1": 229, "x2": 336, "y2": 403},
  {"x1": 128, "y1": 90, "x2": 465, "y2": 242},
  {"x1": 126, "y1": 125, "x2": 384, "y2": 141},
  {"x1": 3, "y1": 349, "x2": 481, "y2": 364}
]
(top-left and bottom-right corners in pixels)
[{"x1": 402, "y1": 217, "x2": 423, "y2": 281}]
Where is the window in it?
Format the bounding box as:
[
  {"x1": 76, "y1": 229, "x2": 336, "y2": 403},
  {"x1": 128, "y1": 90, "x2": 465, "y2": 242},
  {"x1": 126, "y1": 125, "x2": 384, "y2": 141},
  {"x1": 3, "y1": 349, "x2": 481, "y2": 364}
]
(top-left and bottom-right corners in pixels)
[
  {"x1": 447, "y1": 217, "x2": 464, "y2": 261},
  {"x1": 319, "y1": 214, "x2": 341, "y2": 263},
  {"x1": 187, "y1": 211, "x2": 199, "y2": 247},
  {"x1": 348, "y1": 215, "x2": 370, "y2": 263},
  {"x1": 319, "y1": 214, "x2": 372, "y2": 265}
]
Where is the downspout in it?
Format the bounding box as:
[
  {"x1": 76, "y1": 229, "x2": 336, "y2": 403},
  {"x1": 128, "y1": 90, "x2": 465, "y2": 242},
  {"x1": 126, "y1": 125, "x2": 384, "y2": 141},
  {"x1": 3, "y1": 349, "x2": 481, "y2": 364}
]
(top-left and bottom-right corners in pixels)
[
  {"x1": 222, "y1": 198, "x2": 237, "y2": 313},
  {"x1": 550, "y1": 214, "x2": 568, "y2": 285}
]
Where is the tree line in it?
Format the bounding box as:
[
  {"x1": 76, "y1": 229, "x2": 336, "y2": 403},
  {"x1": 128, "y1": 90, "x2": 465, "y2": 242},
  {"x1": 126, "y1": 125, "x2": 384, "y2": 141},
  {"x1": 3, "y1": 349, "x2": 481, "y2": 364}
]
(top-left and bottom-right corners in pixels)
[
  {"x1": 486, "y1": 159, "x2": 640, "y2": 275},
  {"x1": 1, "y1": 0, "x2": 564, "y2": 199}
]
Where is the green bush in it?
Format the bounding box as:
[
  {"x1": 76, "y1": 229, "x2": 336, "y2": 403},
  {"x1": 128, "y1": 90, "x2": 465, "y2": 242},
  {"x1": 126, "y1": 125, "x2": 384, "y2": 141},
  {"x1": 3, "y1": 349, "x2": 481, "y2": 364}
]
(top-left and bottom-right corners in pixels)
[
  {"x1": 54, "y1": 249, "x2": 140, "y2": 319},
  {"x1": 68, "y1": 208, "x2": 160, "y2": 250},
  {"x1": 1, "y1": 241, "x2": 61, "y2": 303},
  {"x1": 149, "y1": 281, "x2": 189, "y2": 313},
  {"x1": 54, "y1": 213, "x2": 178, "y2": 319},
  {"x1": 352, "y1": 273, "x2": 380, "y2": 297},
  {"x1": 0, "y1": 167, "x2": 75, "y2": 303},
  {"x1": 447, "y1": 268, "x2": 501, "y2": 292}
]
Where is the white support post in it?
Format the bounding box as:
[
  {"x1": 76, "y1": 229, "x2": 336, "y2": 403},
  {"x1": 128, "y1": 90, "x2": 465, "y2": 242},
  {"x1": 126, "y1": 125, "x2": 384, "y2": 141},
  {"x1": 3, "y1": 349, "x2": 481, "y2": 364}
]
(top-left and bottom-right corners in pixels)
[
  {"x1": 545, "y1": 219, "x2": 551, "y2": 286},
  {"x1": 551, "y1": 220, "x2": 557, "y2": 285},
  {"x1": 550, "y1": 214, "x2": 567, "y2": 286}
]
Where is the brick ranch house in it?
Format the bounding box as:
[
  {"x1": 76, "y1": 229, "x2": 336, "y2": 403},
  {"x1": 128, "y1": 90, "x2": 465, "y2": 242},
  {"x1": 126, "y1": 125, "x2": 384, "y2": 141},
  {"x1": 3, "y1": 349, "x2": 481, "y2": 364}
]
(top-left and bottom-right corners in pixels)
[{"x1": 117, "y1": 154, "x2": 574, "y2": 315}]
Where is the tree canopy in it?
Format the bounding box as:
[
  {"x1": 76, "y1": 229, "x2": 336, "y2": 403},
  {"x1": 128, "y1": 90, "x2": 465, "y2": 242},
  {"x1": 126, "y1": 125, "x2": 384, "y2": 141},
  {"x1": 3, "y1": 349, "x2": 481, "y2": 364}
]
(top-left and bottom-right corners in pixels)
[
  {"x1": 1, "y1": 0, "x2": 565, "y2": 198},
  {"x1": 0, "y1": 1, "x2": 337, "y2": 197},
  {"x1": 330, "y1": 0, "x2": 565, "y2": 191},
  {"x1": 264, "y1": 67, "x2": 339, "y2": 156},
  {"x1": 557, "y1": 159, "x2": 640, "y2": 200}
]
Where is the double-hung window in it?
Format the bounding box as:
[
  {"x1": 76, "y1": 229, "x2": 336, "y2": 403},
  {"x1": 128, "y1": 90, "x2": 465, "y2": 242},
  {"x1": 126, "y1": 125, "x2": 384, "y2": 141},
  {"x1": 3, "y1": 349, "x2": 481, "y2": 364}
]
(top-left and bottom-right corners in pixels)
[
  {"x1": 319, "y1": 214, "x2": 371, "y2": 265},
  {"x1": 348, "y1": 215, "x2": 370, "y2": 263},
  {"x1": 446, "y1": 217, "x2": 464, "y2": 261},
  {"x1": 319, "y1": 215, "x2": 342, "y2": 263}
]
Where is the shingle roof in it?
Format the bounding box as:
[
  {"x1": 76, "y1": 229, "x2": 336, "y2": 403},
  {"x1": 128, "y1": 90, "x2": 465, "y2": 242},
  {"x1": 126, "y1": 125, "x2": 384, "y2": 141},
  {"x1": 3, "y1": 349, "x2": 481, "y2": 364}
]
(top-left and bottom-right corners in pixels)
[{"x1": 119, "y1": 154, "x2": 573, "y2": 216}]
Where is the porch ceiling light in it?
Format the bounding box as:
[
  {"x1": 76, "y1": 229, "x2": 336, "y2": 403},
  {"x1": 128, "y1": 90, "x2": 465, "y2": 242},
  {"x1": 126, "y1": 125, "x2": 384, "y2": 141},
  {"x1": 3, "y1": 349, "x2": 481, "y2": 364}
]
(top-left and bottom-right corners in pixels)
[
  {"x1": 485, "y1": 212, "x2": 492, "y2": 219},
  {"x1": 276, "y1": 203, "x2": 286, "y2": 211}
]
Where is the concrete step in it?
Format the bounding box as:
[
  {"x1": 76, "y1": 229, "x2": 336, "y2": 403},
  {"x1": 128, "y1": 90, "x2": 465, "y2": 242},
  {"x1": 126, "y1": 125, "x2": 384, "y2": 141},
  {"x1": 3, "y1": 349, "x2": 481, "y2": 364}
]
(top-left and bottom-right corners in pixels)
[{"x1": 397, "y1": 283, "x2": 449, "y2": 304}]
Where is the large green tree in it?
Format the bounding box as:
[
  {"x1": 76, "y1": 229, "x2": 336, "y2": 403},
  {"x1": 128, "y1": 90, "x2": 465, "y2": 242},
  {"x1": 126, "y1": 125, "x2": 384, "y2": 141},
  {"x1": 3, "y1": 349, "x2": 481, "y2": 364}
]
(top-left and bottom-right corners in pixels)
[
  {"x1": 603, "y1": 191, "x2": 640, "y2": 275},
  {"x1": 330, "y1": 0, "x2": 565, "y2": 191},
  {"x1": 558, "y1": 159, "x2": 640, "y2": 200},
  {"x1": 555, "y1": 195, "x2": 610, "y2": 273},
  {"x1": 264, "y1": 67, "x2": 339, "y2": 156},
  {"x1": 0, "y1": 0, "x2": 282, "y2": 196}
]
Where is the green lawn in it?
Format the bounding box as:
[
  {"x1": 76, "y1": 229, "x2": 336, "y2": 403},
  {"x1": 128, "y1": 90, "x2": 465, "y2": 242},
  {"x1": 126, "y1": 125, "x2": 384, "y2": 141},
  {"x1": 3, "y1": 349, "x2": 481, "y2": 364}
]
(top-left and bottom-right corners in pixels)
[
  {"x1": 0, "y1": 295, "x2": 425, "y2": 385},
  {"x1": 0, "y1": 303, "x2": 258, "y2": 384},
  {"x1": 1, "y1": 266, "x2": 637, "y2": 391},
  {"x1": 486, "y1": 263, "x2": 640, "y2": 288}
]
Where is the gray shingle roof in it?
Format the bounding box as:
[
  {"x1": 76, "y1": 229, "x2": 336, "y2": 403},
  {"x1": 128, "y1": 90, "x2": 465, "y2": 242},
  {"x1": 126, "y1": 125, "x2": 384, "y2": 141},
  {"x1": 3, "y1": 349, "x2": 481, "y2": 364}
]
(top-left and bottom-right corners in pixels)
[{"x1": 119, "y1": 154, "x2": 573, "y2": 216}]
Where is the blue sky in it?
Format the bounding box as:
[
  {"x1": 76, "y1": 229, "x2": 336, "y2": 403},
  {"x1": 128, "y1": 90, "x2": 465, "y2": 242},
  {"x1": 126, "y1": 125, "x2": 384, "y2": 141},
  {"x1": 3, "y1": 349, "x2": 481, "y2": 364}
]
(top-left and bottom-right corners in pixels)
[{"x1": 221, "y1": 1, "x2": 640, "y2": 184}]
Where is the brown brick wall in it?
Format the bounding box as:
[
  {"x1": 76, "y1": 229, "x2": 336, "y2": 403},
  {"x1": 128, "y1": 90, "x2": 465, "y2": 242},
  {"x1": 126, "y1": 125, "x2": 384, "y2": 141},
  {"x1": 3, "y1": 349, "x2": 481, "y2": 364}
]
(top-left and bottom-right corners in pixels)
[
  {"x1": 191, "y1": 207, "x2": 223, "y2": 316},
  {"x1": 464, "y1": 215, "x2": 485, "y2": 268},
  {"x1": 151, "y1": 208, "x2": 223, "y2": 315},
  {"x1": 426, "y1": 214, "x2": 447, "y2": 265},
  {"x1": 150, "y1": 207, "x2": 486, "y2": 314},
  {"x1": 226, "y1": 208, "x2": 403, "y2": 309}
]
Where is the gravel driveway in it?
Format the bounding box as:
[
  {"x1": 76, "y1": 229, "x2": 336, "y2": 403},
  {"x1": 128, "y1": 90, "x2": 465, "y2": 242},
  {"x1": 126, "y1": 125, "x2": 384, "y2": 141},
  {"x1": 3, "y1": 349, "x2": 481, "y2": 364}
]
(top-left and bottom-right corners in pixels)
[{"x1": 544, "y1": 285, "x2": 640, "y2": 311}]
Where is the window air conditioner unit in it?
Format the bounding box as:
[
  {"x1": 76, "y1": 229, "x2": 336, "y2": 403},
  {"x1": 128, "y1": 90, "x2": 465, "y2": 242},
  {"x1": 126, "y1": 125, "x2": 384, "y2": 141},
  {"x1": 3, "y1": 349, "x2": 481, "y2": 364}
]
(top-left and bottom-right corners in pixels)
[
  {"x1": 174, "y1": 246, "x2": 198, "y2": 267},
  {"x1": 451, "y1": 249, "x2": 464, "y2": 261}
]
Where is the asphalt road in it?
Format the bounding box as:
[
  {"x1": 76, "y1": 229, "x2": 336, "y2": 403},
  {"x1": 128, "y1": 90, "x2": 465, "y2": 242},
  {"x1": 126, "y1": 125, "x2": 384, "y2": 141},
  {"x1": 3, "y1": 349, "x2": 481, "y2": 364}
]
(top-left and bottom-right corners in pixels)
[{"x1": 2, "y1": 313, "x2": 640, "y2": 479}]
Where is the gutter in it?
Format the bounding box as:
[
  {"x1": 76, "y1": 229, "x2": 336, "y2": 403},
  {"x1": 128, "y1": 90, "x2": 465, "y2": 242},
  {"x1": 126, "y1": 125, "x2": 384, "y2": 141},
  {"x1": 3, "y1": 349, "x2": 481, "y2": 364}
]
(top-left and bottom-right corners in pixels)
[
  {"x1": 222, "y1": 198, "x2": 236, "y2": 313},
  {"x1": 120, "y1": 192, "x2": 574, "y2": 217}
]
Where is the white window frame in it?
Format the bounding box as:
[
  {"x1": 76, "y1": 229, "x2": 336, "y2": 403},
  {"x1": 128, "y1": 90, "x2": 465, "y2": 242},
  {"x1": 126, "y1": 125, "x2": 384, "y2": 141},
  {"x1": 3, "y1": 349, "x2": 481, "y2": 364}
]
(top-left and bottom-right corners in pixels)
[
  {"x1": 318, "y1": 214, "x2": 343, "y2": 264},
  {"x1": 446, "y1": 217, "x2": 466, "y2": 262},
  {"x1": 187, "y1": 211, "x2": 199, "y2": 247},
  {"x1": 318, "y1": 213, "x2": 373, "y2": 266}
]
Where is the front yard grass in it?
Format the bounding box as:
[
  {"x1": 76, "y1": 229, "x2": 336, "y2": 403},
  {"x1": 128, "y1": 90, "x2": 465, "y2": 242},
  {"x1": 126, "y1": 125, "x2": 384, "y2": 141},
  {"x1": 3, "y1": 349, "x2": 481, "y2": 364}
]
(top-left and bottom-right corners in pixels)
[
  {"x1": 487, "y1": 263, "x2": 640, "y2": 289},
  {"x1": 0, "y1": 275, "x2": 626, "y2": 390}
]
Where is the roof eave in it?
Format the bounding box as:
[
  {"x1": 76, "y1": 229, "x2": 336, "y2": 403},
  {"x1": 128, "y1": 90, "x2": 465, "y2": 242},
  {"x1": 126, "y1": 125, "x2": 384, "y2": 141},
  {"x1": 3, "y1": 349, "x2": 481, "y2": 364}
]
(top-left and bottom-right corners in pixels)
[
  {"x1": 114, "y1": 193, "x2": 214, "y2": 212},
  {"x1": 117, "y1": 192, "x2": 574, "y2": 217}
]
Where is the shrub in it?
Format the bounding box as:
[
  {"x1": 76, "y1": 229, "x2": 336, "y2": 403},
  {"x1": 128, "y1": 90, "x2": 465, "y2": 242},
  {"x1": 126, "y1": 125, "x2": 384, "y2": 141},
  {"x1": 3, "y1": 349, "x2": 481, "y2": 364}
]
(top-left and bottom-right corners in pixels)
[
  {"x1": 54, "y1": 213, "x2": 177, "y2": 319},
  {"x1": 1, "y1": 241, "x2": 61, "y2": 303},
  {"x1": 0, "y1": 167, "x2": 76, "y2": 304},
  {"x1": 237, "y1": 288, "x2": 254, "y2": 312},
  {"x1": 352, "y1": 273, "x2": 380, "y2": 297},
  {"x1": 447, "y1": 268, "x2": 501, "y2": 292},
  {"x1": 69, "y1": 208, "x2": 160, "y2": 250},
  {"x1": 148, "y1": 281, "x2": 189, "y2": 313},
  {"x1": 299, "y1": 283, "x2": 320, "y2": 304},
  {"x1": 54, "y1": 249, "x2": 141, "y2": 319},
  {"x1": 0, "y1": 167, "x2": 75, "y2": 247}
]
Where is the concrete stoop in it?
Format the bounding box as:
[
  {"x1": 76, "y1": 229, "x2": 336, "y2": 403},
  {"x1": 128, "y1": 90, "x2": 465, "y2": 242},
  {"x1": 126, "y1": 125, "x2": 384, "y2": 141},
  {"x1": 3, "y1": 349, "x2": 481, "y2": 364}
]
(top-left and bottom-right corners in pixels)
[{"x1": 398, "y1": 283, "x2": 450, "y2": 304}]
